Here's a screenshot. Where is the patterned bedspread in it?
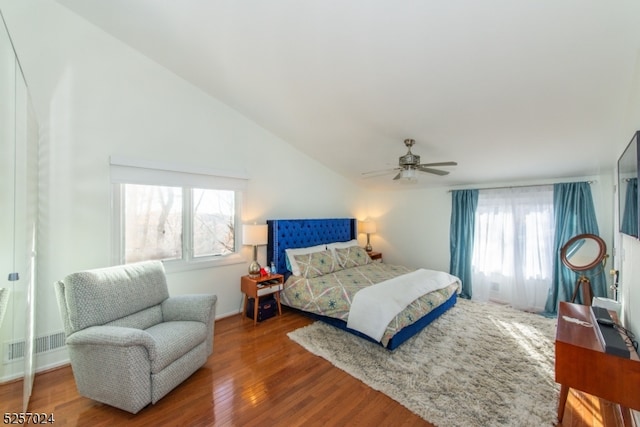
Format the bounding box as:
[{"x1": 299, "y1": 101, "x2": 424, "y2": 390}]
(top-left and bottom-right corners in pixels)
[{"x1": 280, "y1": 262, "x2": 459, "y2": 346}]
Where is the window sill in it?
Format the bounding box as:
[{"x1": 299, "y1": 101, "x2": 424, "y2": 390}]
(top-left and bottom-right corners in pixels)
[{"x1": 162, "y1": 253, "x2": 246, "y2": 274}]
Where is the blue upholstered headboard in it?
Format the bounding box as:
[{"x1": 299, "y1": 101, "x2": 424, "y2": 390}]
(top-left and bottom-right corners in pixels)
[{"x1": 267, "y1": 218, "x2": 357, "y2": 278}]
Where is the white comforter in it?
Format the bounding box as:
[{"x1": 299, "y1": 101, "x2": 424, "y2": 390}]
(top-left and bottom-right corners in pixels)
[{"x1": 346, "y1": 269, "x2": 461, "y2": 341}]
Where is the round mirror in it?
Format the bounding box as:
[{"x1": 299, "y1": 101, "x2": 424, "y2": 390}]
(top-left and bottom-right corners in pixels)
[{"x1": 560, "y1": 233, "x2": 607, "y2": 272}]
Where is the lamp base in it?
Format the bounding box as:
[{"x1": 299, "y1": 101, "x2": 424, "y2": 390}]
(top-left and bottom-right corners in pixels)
[{"x1": 248, "y1": 260, "x2": 261, "y2": 278}]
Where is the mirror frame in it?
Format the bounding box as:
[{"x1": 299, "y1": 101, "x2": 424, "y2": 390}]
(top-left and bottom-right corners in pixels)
[
  {"x1": 618, "y1": 130, "x2": 639, "y2": 238},
  {"x1": 560, "y1": 233, "x2": 607, "y2": 272}
]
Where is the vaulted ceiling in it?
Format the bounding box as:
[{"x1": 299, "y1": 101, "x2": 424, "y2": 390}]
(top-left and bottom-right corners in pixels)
[{"x1": 56, "y1": 0, "x2": 640, "y2": 189}]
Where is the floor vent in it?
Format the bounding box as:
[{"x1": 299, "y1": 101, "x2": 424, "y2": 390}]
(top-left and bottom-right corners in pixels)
[{"x1": 3, "y1": 331, "x2": 66, "y2": 363}]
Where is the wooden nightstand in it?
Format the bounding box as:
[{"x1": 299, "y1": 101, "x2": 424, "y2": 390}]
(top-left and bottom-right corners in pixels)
[
  {"x1": 241, "y1": 274, "x2": 284, "y2": 325},
  {"x1": 368, "y1": 251, "x2": 383, "y2": 262}
]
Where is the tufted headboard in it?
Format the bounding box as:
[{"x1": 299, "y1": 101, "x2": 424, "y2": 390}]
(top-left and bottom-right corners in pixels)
[{"x1": 267, "y1": 218, "x2": 357, "y2": 279}]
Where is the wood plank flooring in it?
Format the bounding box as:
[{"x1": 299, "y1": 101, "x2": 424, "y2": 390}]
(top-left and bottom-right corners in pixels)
[{"x1": 0, "y1": 308, "x2": 632, "y2": 426}]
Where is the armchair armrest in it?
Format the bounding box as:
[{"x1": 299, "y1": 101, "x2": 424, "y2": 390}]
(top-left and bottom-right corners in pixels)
[
  {"x1": 66, "y1": 325, "x2": 157, "y2": 360},
  {"x1": 161, "y1": 294, "x2": 217, "y2": 324}
]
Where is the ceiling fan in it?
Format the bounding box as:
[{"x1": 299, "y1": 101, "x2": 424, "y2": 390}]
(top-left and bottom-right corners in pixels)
[{"x1": 362, "y1": 139, "x2": 457, "y2": 181}]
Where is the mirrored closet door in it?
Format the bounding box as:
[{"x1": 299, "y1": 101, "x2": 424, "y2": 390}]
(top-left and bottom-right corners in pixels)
[{"x1": 0, "y1": 11, "x2": 39, "y2": 411}]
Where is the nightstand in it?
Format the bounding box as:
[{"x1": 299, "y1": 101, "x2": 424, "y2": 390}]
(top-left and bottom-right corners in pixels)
[
  {"x1": 368, "y1": 251, "x2": 383, "y2": 262},
  {"x1": 241, "y1": 274, "x2": 284, "y2": 325}
]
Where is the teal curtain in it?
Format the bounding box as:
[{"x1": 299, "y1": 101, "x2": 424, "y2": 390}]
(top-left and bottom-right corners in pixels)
[
  {"x1": 449, "y1": 190, "x2": 478, "y2": 299},
  {"x1": 621, "y1": 178, "x2": 638, "y2": 236},
  {"x1": 544, "y1": 182, "x2": 607, "y2": 314}
]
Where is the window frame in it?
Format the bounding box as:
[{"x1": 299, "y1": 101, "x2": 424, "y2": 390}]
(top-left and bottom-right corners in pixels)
[{"x1": 110, "y1": 157, "x2": 247, "y2": 272}]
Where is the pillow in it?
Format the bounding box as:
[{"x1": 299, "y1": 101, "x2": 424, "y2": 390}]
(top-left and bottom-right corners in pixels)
[
  {"x1": 285, "y1": 244, "x2": 327, "y2": 276},
  {"x1": 326, "y1": 239, "x2": 359, "y2": 250},
  {"x1": 335, "y1": 246, "x2": 372, "y2": 268},
  {"x1": 326, "y1": 239, "x2": 359, "y2": 258},
  {"x1": 293, "y1": 250, "x2": 342, "y2": 278}
]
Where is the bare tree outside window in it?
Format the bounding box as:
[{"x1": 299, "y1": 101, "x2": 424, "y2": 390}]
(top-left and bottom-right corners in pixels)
[
  {"x1": 121, "y1": 184, "x2": 236, "y2": 264},
  {"x1": 124, "y1": 184, "x2": 182, "y2": 263},
  {"x1": 193, "y1": 188, "x2": 235, "y2": 257}
]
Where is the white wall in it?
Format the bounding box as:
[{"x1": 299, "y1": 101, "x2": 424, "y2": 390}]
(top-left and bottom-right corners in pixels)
[
  {"x1": 615, "y1": 152, "x2": 640, "y2": 426},
  {"x1": 612, "y1": 53, "x2": 640, "y2": 341},
  {"x1": 617, "y1": 168, "x2": 640, "y2": 338},
  {"x1": 363, "y1": 186, "x2": 452, "y2": 271},
  {"x1": 0, "y1": 0, "x2": 368, "y2": 373}
]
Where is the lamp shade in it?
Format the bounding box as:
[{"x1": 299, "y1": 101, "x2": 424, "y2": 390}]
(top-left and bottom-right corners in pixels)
[
  {"x1": 242, "y1": 224, "x2": 268, "y2": 246},
  {"x1": 360, "y1": 220, "x2": 377, "y2": 234}
]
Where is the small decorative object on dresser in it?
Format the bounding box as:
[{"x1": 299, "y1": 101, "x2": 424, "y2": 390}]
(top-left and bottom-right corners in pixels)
[{"x1": 241, "y1": 273, "x2": 284, "y2": 325}]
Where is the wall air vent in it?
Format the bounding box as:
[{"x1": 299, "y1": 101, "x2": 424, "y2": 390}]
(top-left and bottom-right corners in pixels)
[{"x1": 3, "y1": 331, "x2": 66, "y2": 363}]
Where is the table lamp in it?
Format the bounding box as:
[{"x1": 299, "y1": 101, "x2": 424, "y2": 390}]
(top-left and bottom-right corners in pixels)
[
  {"x1": 361, "y1": 220, "x2": 377, "y2": 252},
  {"x1": 242, "y1": 224, "x2": 268, "y2": 277}
]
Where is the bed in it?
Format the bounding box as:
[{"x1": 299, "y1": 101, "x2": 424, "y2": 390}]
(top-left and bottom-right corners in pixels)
[{"x1": 266, "y1": 218, "x2": 460, "y2": 350}]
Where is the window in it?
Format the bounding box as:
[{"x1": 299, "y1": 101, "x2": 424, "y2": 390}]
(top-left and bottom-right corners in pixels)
[
  {"x1": 192, "y1": 188, "x2": 236, "y2": 258},
  {"x1": 111, "y1": 157, "x2": 246, "y2": 269},
  {"x1": 123, "y1": 184, "x2": 183, "y2": 262},
  {"x1": 471, "y1": 185, "x2": 554, "y2": 311}
]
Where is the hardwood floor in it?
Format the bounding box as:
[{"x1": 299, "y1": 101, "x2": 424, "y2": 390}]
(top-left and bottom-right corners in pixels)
[{"x1": 0, "y1": 308, "x2": 632, "y2": 426}]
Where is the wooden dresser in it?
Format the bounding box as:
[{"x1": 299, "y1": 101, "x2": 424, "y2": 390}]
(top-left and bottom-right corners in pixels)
[{"x1": 555, "y1": 301, "x2": 640, "y2": 422}]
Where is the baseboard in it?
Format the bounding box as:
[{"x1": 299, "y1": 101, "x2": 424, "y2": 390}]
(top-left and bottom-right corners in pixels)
[
  {"x1": 217, "y1": 308, "x2": 243, "y2": 320},
  {"x1": 0, "y1": 370, "x2": 25, "y2": 384},
  {"x1": 0, "y1": 358, "x2": 69, "y2": 385},
  {"x1": 34, "y1": 359, "x2": 70, "y2": 376}
]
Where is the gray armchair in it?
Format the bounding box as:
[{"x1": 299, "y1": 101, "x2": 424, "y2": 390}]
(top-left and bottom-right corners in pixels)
[{"x1": 54, "y1": 261, "x2": 217, "y2": 414}]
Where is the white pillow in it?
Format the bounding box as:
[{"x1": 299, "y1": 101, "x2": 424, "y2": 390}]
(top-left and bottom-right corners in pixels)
[
  {"x1": 285, "y1": 244, "x2": 327, "y2": 276},
  {"x1": 326, "y1": 239, "x2": 359, "y2": 258}
]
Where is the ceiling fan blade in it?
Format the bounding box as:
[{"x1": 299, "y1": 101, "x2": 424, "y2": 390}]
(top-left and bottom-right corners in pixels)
[
  {"x1": 419, "y1": 161, "x2": 458, "y2": 167},
  {"x1": 392, "y1": 171, "x2": 402, "y2": 180},
  {"x1": 361, "y1": 168, "x2": 400, "y2": 178},
  {"x1": 416, "y1": 166, "x2": 449, "y2": 176}
]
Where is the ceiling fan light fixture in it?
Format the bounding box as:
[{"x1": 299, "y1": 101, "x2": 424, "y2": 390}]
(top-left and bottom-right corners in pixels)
[
  {"x1": 361, "y1": 138, "x2": 457, "y2": 182},
  {"x1": 400, "y1": 168, "x2": 417, "y2": 181}
]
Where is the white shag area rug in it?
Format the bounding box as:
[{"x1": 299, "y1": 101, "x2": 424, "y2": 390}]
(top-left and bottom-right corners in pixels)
[{"x1": 288, "y1": 298, "x2": 559, "y2": 427}]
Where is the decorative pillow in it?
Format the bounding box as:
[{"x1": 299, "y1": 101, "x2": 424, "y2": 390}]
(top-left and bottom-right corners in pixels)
[
  {"x1": 293, "y1": 250, "x2": 341, "y2": 278},
  {"x1": 326, "y1": 239, "x2": 359, "y2": 258},
  {"x1": 285, "y1": 244, "x2": 327, "y2": 276},
  {"x1": 326, "y1": 239, "x2": 359, "y2": 250},
  {"x1": 335, "y1": 246, "x2": 372, "y2": 268}
]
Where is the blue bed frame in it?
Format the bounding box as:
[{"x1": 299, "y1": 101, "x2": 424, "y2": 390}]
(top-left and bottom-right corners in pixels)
[{"x1": 266, "y1": 218, "x2": 457, "y2": 350}]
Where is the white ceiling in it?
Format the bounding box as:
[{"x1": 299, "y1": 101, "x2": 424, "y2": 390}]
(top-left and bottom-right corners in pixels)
[{"x1": 56, "y1": 0, "x2": 640, "y2": 190}]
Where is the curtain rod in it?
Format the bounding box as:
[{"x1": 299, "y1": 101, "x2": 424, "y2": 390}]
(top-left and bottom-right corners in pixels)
[{"x1": 447, "y1": 181, "x2": 594, "y2": 193}]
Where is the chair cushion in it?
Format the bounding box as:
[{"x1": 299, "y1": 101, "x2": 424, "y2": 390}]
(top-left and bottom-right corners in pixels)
[
  {"x1": 145, "y1": 321, "x2": 207, "y2": 373},
  {"x1": 60, "y1": 261, "x2": 170, "y2": 333},
  {"x1": 105, "y1": 306, "x2": 163, "y2": 331}
]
